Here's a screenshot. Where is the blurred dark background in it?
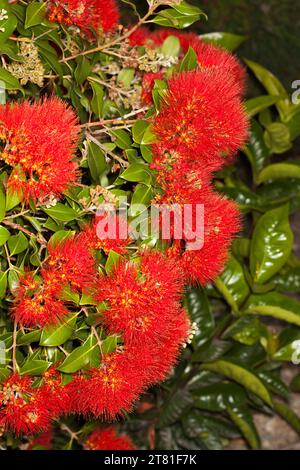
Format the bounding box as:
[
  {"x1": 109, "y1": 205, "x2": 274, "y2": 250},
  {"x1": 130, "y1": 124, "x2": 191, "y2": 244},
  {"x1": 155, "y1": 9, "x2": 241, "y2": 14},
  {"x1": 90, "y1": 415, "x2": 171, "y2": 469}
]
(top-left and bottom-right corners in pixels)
[{"x1": 120, "y1": 0, "x2": 300, "y2": 90}]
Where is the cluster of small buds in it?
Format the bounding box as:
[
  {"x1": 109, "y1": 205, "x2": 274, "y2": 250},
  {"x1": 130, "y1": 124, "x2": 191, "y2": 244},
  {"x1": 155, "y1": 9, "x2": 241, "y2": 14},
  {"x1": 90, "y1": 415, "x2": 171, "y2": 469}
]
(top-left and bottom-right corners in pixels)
[
  {"x1": 63, "y1": 37, "x2": 80, "y2": 55},
  {"x1": 123, "y1": 85, "x2": 142, "y2": 110},
  {"x1": 7, "y1": 42, "x2": 45, "y2": 87},
  {"x1": 183, "y1": 321, "x2": 199, "y2": 348},
  {"x1": 139, "y1": 49, "x2": 178, "y2": 73}
]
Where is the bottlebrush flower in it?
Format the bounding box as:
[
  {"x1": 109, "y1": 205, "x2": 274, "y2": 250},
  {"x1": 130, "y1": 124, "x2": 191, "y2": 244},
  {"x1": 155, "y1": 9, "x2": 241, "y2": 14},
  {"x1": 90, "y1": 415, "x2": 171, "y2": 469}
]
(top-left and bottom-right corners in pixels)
[
  {"x1": 12, "y1": 272, "x2": 68, "y2": 327},
  {"x1": 141, "y1": 72, "x2": 164, "y2": 105},
  {"x1": 68, "y1": 351, "x2": 147, "y2": 419},
  {"x1": 44, "y1": 234, "x2": 96, "y2": 292},
  {"x1": 190, "y1": 38, "x2": 246, "y2": 94},
  {"x1": 97, "y1": 250, "x2": 184, "y2": 346},
  {"x1": 0, "y1": 98, "x2": 79, "y2": 204},
  {"x1": 42, "y1": 367, "x2": 71, "y2": 417},
  {"x1": 0, "y1": 374, "x2": 54, "y2": 435},
  {"x1": 165, "y1": 194, "x2": 241, "y2": 285},
  {"x1": 47, "y1": 0, "x2": 119, "y2": 37},
  {"x1": 80, "y1": 213, "x2": 131, "y2": 256},
  {"x1": 85, "y1": 427, "x2": 136, "y2": 450},
  {"x1": 129, "y1": 26, "x2": 152, "y2": 47},
  {"x1": 153, "y1": 69, "x2": 248, "y2": 169}
]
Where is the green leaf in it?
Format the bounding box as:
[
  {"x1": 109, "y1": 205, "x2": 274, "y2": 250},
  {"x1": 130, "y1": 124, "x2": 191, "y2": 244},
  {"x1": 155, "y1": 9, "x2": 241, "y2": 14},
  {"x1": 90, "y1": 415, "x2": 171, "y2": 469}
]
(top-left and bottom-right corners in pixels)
[
  {"x1": 245, "y1": 95, "x2": 280, "y2": 118},
  {"x1": 193, "y1": 383, "x2": 247, "y2": 411},
  {"x1": 199, "y1": 32, "x2": 246, "y2": 51},
  {"x1": 215, "y1": 255, "x2": 249, "y2": 311},
  {"x1": 5, "y1": 186, "x2": 21, "y2": 211},
  {"x1": 185, "y1": 286, "x2": 214, "y2": 348},
  {"x1": 0, "y1": 67, "x2": 22, "y2": 91},
  {"x1": 0, "y1": 188, "x2": 5, "y2": 223},
  {"x1": 17, "y1": 330, "x2": 41, "y2": 346},
  {"x1": 90, "y1": 82, "x2": 104, "y2": 118},
  {"x1": 101, "y1": 335, "x2": 119, "y2": 354},
  {"x1": 121, "y1": 162, "x2": 152, "y2": 184},
  {"x1": 58, "y1": 335, "x2": 98, "y2": 373},
  {"x1": 227, "y1": 405, "x2": 261, "y2": 449},
  {"x1": 132, "y1": 120, "x2": 149, "y2": 144},
  {"x1": 223, "y1": 316, "x2": 265, "y2": 346},
  {"x1": 202, "y1": 359, "x2": 273, "y2": 406},
  {"x1": 264, "y1": 122, "x2": 292, "y2": 154},
  {"x1": 159, "y1": 388, "x2": 193, "y2": 427},
  {"x1": 151, "y1": 8, "x2": 203, "y2": 29},
  {"x1": 161, "y1": 35, "x2": 180, "y2": 57},
  {"x1": 179, "y1": 46, "x2": 198, "y2": 71},
  {"x1": 243, "y1": 120, "x2": 270, "y2": 180},
  {"x1": 244, "y1": 292, "x2": 300, "y2": 327},
  {"x1": 245, "y1": 59, "x2": 291, "y2": 120},
  {"x1": 87, "y1": 140, "x2": 106, "y2": 183},
  {"x1": 105, "y1": 250, "x2": 122, "y2": 273},
  {"x1": 25, "y1": 1, "x2": 46, "y2": 29},
  {"x1": 43, "y1": 203, "x2": 79, "y2": 223},
  {"x1": 258, "y1": 162, "x2": 300, "y2": 183},
  {"x1": 0, "y1": 271, "x2": 7, "y2": 299},
  {"x1": 0, "y1": 226, "x2": 10, "y2": 246},
  {"x1": 274, "y1": 401, "x2": 300, "y2": 435},
  {"x1": 250, "y1": 205, "x2": 293, "y2": 284},
  {"x1": 20, "y1": 359, "x2": 51, "y2": 376},
  {"x1": 130, "y1": 184, "x2": 152, "y2": 216},
  {"x1": 0, "y1": 1, "x2": 17, "y2": 45},
  {"x1": 40, "y1": 313, "x2": 78, "y2": 347},
  {"x1": 117, "y1": 68, "x2": 135, "y2": 88},
  {"x1": 8, "y1": 231, "x2": 28, "y2": 255},
  {"x1": 111, "y1": 129, "x2": 132, "y2": 150}
]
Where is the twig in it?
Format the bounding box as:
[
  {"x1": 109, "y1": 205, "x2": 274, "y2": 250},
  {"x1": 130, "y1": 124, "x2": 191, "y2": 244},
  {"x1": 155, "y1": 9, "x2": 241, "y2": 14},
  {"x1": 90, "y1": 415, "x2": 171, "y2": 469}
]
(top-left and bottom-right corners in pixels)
[
  {"x1": 61, "y1": 4, "x2": 157, "y2": 63},
  {"x1": 86, "y1": 133, "x2": 129, "y2": 167},
  {"x1": 3, "y1": 219, "x2": 47, "y2": 245}
]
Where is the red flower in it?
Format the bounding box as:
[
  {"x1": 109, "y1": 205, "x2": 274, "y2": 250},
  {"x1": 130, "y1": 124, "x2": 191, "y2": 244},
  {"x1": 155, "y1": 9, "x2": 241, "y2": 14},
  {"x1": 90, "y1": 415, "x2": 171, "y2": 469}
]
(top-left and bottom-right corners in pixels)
[
  {"x1": 47, "y1": 0, "x2": 119, "y2": 37},
  {"x1": 165, "y1": 193, "x2": 241, "y2": 285},
  {"x1": 68, "y1": 351, "x2": 147, "y2": 419},
  {"x1": 0, "y1": 98, "x2": 79, "y2": 203},
  {"x1": 44, "y1": 234, "x2": 96, "y2": 292},
  {"x1": 81, "y1": 213, "x2": 131, "y2": 255},
  {"x1": 97, "y1": 251, "x2": 184, "y2": 346},
  {"x1": 0, "y1": 374, "x2": 54, "y2": 435},
  {"x1": 42, "y1": 367, "x2": 71, "y2": 417},
  {"x1": 141, "y1": 72, "x2": 164, "y2": 105},
  {"x1": 12, "y1": 272, "x2": 68, "y2": 327},
  {"x1": 85, "y1": 427, "x2": 136, "y2": 450},
  {"x1": 190, "y1": 38, "x2": 246, "y2": 94},
  {"x1": 153, "y1": 70, "x2": 248, "y2": 170},
  {"x1": 129, "y1": 26, "x2": 152, "y2": 47},
  {"x1": 27, "y1": 428, "x2": 53, "y2": 450}
]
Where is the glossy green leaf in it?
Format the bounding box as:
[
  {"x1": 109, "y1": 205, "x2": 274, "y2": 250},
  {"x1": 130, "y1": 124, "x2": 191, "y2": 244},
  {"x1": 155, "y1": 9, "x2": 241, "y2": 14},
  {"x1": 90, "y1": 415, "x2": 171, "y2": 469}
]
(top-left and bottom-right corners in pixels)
[
  {"x1": 215, "y1": 255, "x2": 250, "y2": 311},
  {"x1": 274, "y1": 401, "x2": 300, "y2": 435},
  {"x1": 87, "y1": 140, "x2": 106, "y2": 183},
  {"x1": 58, "y1": 335, "x2": 98, "y2": 373},
  {"x1": 121, "y1": 162, "x2": 152, "y2": 184},
  {"x1": 43, "y1": 203, "x2": 79, "y2": 223},
  {"x1": 250, "y1": 205, "x2": 293, "y2": 284},
  {"x1": 90, "y1": 82, "x2": 104, "y2": 118},
  {"x1": 161, "y1": 35, "x2": 180, "y2": 57},
  {"x1": 227, "y1": 405, "x2": 261, "y2": 449},
  {"x1": 200, "y1": 32, "x2": 246, "y2": 51},
  {"x1": 20, "y1": 359, "x2": 51, "y2": 376},
  {"x1": 0, "y1": 1, "x2": 17, "y2": 45},
  {"x1": 185, "y1": 286, "x2": 214, "y2": 348},
  {"x1": 25, "y1": 1, "x2": 46, "y2": 29},
  {"x1": 40, "y1": 313, "x2": 78, "y2": 347},
  {"x1": 132, "y1": 120, "x2": 149, "y2": 144},
  {"x1": 0, "y1": 67, "x2": 22, "y2": 91},
  {"x1": 244, "y1": 292, "x2": 300, "y2": 327},
  {"x1": 258, "y1": 162, "x2": 300, "y2": 183},
  {"x1": 193, "y1": 383, "x2": 247, "y2": 411},
  {"x1": 245, "y1": 95, "x2": 280, "y2": 118},
  {"x1": 202, "y1": 359, "x2": 273, "y2": 406},
  {"x1": 264, "y1": 122, "x2": 292, "y2": 154},
  {"x1": 0, "y1": 225, "x2": 9, "y2": 246},
  {"x1": 8, "y1": 231, "x2": 28, "y2": 256},
  {"x1": 179, "y1": 46, "x2": 198, "y2": 71}
]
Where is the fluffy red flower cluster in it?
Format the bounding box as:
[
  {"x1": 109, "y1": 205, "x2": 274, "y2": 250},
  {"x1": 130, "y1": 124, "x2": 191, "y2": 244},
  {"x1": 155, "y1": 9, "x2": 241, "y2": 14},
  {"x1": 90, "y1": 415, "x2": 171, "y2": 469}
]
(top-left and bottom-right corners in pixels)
[
  {"x1": 13, "y1": 234, "x2": 96, "y2": 327},
  {"x1": 0, "y1": 98, "x2": 79, "y2": 204},
  {"x1": 47, "y1": 0, "x2": 119, "y2": 37},
  {"x1": 0, "y1": 369, "x2": 67, "y2": 435},
  {"x1": 68, "y1": 251, "x2": 189, "y2": 419},
  {"x1": 135, "y1": 29, "x2": 248, "y2": 284},
  {"x1": 85, "y1": 427, "x2": 136, "y2": 450}
]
